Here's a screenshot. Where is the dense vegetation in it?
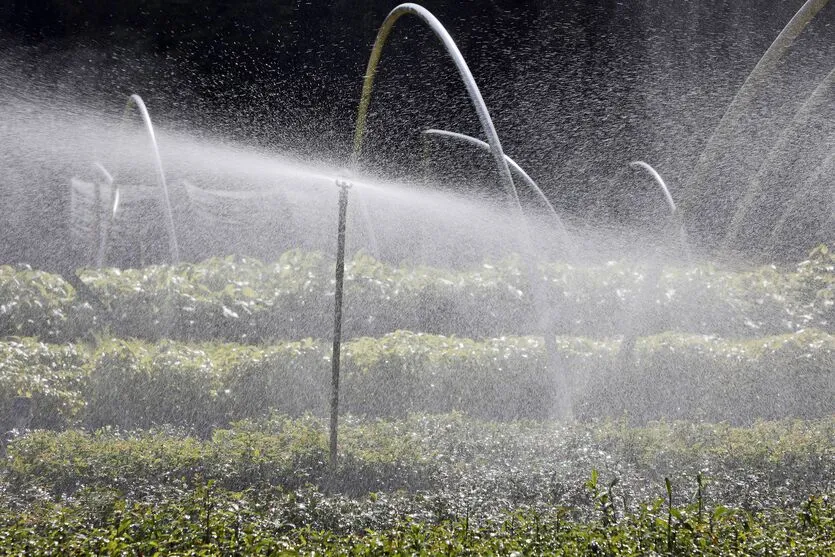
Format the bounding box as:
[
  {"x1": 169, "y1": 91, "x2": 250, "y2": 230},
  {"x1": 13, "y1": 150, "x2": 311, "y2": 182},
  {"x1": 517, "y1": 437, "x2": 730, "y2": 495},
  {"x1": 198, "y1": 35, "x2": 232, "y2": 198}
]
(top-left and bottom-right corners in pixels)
[
  {"x1": 0, "y1": 329, "x2": 832, "y2": 430},
  {"x1": 1, "y1": 415, "x2": 833, "y2": 554},
  {"x1": 1, "y1": 246, "x2": 832, "y2": 342},
  {"x1": 0, "y1": 247, "x2": 832, "y2": 553}
]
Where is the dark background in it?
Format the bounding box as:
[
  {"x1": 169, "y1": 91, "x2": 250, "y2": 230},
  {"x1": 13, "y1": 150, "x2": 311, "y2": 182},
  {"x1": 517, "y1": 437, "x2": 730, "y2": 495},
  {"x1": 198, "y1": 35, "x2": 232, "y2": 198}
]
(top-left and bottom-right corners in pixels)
[{"x1": 1, "y1": 0, "x2": 832, "y2": 261}]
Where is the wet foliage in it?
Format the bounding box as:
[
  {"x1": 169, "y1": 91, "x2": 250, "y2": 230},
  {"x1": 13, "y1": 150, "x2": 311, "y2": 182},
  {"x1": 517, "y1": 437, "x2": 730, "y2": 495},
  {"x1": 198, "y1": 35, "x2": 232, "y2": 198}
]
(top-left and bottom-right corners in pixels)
[
  {"x1": 0, "y1": 247, "x2": 831, "y2": 552},
  {"x1": 0, "y1": 329, "x2": 832, "y2": 429},
  {"x1": 0, "y1": 245, "x2": 832, "y2": 342},
  {"x1": 0, "y1": 415, "x2": 832, "y2": 554}
]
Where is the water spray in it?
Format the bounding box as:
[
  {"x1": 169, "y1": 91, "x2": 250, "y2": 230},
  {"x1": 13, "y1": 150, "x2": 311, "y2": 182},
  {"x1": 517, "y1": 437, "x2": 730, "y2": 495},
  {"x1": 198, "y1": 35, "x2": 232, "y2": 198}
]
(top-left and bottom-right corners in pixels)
[
  {"x1": 102, "y1": 185, "x2": 122, "y2": 263},
  {"x1": 683, "y1": 0, "x2": 829, "y2": 239},
  {"x1": 352, "y1": 4, "x2": 521, "y2": 211},
  {"x1": 329, "y1": 176, "x2": 352, "y2": 468},
  {"x1": 724, "y1": 67, "x2": 835, "y2": 251},
  {"x1": 768, "y1": 150, "x2": 835, "y2": 253},
  {"x1": 350, "y1": 3, "x2": 571, "y2": 425},
  {"x1": 629, "y1": 160, "x2": 692, "y2": 262},
  {"x1": 422, "y1": 128, "x2": 574, "y2": 256},
  {"x1": 123, "y1": 94, "x2": 180, "y2": 263},
  {"x1": 621, "y1": 161, "x2": 693, "y2": 370},
  {"x1": 91, "y1": 162, "x2": 115, "y2": 267}
]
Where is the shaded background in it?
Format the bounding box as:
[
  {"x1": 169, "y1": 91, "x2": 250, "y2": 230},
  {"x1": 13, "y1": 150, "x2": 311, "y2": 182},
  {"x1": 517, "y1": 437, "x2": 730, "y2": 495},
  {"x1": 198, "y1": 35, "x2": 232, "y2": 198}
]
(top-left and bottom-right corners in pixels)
[{"x1": 1, "y1": 0, "x2": 832, "y2": 264}]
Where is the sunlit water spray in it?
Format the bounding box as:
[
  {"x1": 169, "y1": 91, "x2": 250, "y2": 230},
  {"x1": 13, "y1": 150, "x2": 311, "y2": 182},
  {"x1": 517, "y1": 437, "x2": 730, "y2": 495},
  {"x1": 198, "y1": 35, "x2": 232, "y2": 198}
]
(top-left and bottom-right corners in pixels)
[
  {"x1": 0, "y1": 2, "x2": 830, "y2": 451},
  {"x1": 0, "y1": 94, "x2": 584, "y2": 269}
]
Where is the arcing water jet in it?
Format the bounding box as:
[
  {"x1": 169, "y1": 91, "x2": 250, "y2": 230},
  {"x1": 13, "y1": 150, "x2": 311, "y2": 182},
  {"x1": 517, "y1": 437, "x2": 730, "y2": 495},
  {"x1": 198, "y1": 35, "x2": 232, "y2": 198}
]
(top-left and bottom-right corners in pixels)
[
  {"x1": 629, "y1": 160, "x2": 692, "y2": 262},
  {"x1": 723, "y1": 67, "x2": 835, "y2": 252},
  {"x1": 352, "y1": 3, "x2": 522, "y2": 217},
  {"x1": 768, "y1": 150, "x2": 835, "y2": 254},
  {"x1": 629, "y1": 161, "x2": 676, "y2": 216},
  {"x1": 326, "y1": 3, "x2": 575, "y2": 466},
  {"x1": 683, "y1": 0, "x2": 831, "y2": 247},
  {"x1": 122, "y1": 94, "x2": 180, "y2": 263},
  {"x1": 422, "y1": 128, "x2": 574, "y2": 256}
]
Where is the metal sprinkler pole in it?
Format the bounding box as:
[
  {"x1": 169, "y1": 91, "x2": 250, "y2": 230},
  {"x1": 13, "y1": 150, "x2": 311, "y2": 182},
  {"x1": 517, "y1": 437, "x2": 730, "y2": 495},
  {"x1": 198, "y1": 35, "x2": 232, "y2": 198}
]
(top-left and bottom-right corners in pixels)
[{"x1": 330, "y1": 177, "x2": 352, "y2": 468}]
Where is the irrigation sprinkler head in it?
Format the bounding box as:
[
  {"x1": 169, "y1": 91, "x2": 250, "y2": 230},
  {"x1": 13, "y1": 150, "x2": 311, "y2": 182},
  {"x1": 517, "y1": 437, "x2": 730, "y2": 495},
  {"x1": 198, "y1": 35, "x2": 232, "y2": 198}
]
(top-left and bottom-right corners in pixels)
[{"x1": 335, "y1": 177, "x2": 353, "y2": 192}]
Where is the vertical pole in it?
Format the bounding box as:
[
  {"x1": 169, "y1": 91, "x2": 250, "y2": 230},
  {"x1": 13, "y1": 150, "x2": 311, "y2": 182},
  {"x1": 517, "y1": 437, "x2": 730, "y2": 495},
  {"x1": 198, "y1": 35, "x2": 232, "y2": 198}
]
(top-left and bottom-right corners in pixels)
[{"x1": 330, "y1": 178, "x2": 352, "y2": 468}]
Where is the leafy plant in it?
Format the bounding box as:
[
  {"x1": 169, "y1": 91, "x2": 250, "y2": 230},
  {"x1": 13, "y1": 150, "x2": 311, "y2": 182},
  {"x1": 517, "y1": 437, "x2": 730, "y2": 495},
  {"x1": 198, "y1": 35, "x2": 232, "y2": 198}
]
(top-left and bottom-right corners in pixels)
[{"x1": 2, "y1": 248, "x2": 831, "y2": 342}]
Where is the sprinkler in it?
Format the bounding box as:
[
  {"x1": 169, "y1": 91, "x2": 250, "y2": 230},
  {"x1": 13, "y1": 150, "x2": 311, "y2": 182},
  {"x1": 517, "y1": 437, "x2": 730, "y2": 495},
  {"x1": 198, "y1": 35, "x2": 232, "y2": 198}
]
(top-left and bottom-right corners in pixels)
[{"x1": 329, "y1": 176, "x2": 352, "y2": 468}]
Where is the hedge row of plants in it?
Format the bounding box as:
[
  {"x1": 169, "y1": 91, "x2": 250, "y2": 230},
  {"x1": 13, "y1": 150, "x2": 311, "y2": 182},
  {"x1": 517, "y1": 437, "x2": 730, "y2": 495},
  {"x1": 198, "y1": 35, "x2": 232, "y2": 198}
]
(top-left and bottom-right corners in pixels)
[
  {"x1": 0, "y1": 489, "x2": 830, "y2": 555},
  {"x1": 1, "y1": 245, "x2": 832, "y2": 342},
  {"x1": 1, "y1": 414, "x2": 832, "y2": 554},
  {"x1": 5, "y1": 414, "x2": 833, "y2": 510},
  {"x1": 1, "y1": 329, "x2": 831, "y2": 430}
]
